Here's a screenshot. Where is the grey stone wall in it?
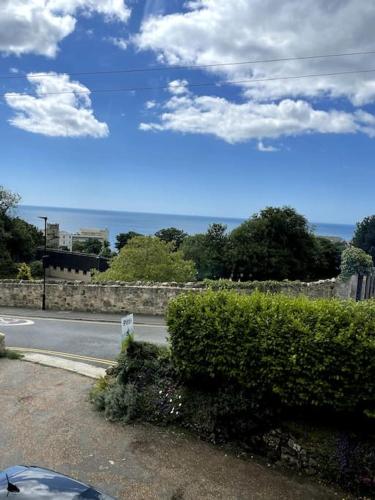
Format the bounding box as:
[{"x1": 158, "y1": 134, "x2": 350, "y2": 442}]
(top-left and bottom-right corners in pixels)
[{"x1": 0, "y1": 277, "x2": 357, "y2": 316}]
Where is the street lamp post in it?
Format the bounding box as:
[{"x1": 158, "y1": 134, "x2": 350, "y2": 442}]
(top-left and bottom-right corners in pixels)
[{"x1": 38, "y1": 216, "x2": 48, "y2": 310}]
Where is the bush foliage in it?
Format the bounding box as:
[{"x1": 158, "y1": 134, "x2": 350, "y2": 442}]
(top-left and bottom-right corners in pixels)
[
  {"x1": 167, "y1": 291, "x2": 375, "y2": 414},
  {"x1": 17, "y1": 262, "x2": 32, "y2": 280},
  {"x1": 352, "y1": 214, "x2": 375, "y2": 264},
  {"x1": 340, "y1": 246, "x2": 374, "y2": 280}
]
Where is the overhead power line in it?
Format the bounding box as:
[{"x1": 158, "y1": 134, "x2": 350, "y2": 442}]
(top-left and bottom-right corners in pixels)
[
  {"x1": 2, "y1": 49, "x2": 375, "y2": 81},
  {"x1": 4, "y1": 67, "x2": 375, "y2": 98}
]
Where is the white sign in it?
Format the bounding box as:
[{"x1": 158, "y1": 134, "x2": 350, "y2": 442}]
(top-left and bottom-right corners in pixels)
[{"x1": 121, "y1": 314, "x2": 134, "y2": 341}]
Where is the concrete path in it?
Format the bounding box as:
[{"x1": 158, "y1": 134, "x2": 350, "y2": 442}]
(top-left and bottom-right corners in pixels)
[
  {"x1": 0, "y1": 360, "x2": 346, "y2": 500},
  {"x1": 0, "y1": 309, "x2": 168, "y2": 365}
]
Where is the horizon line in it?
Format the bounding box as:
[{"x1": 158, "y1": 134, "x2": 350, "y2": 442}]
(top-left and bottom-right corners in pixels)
[{"x1": 18, "y1": 204, "x2": 356, "y2": 227}]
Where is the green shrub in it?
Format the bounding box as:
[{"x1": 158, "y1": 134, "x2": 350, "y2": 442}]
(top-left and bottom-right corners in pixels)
[
  {"x1": 17, "y1": 262, "x2": 32, "y2": 280},
  {"x1": 167, "y1": 291, "x2": 375, "y2": 414},
  {"x1": 30, "y1": 260, "x2": 43, "y2": 278},
  {"x1": 0, "y1": 349, "x2": 22, "y2": 359},
  {"x1": 340, "y1": 246, "x2": 373, "y2": 280},
  {"x1": 203, "y1": 278, "x2": 303, "y2": 292},
  {"x1": 91, "y1": 339, "x2": 275, "y2": 438}
]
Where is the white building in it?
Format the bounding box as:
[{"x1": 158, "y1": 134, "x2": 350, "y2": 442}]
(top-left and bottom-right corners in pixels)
[
  {"x1": 59, "y1": 230, "x2": 73, "y2": 251},
  {"x1": 72, "y1": 228, "x2": 109, "y2": 244}
]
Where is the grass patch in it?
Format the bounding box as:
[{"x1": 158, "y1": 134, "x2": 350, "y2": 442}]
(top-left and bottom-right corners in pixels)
[{"x1": 0, "y1": 349, "x2": 23, "y2": 360}]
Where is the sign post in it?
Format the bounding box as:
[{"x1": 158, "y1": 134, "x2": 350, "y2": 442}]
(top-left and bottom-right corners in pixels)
[{"x1": 121, "y1": 313, "x2": 134, "y2": 344}]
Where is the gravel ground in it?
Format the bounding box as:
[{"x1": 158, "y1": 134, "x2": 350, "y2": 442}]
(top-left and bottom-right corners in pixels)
[{"x1": 0, "y1": 360, "x2": 345, "y2": 500}]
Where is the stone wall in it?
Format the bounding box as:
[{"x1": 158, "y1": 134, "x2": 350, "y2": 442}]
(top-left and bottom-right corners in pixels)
[{"x1": 0, "y1": 277, "x2": 358, "y2": 316}]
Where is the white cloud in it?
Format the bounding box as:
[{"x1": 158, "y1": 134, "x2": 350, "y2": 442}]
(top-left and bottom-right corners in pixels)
[
  {"x1": 135, "y1": 0, "x2": 375, "y2": 147},
  {"x1": 0, "y1": 0, "x2": 131, "y2": 57},
  {"x1": 5, "y1": 72, "x2": 109, "y2": 138},
  {"x1": 145, "y1": 100, "x2": 157, "y2": 109},
  {"x1": 105, "y1": 36, "x2": 128, "y2": 50},
  {"x1": 48, "y1": 0, "x2": 130, "y2": 22},
  {"x1": 140, "y1": 88, "x2": 375, "y2": 144},
  {"x1": 136, "y1": 0, "x2": 375, "y2": 105},
  {"x1": 257, "y1": 141, "x2": 278, "y2": 153},
  {"x1": 168, "y1": 79, "x2": 189, "y2": 95},
  {"x1": 9, "y1": 67, "x2": 19, "y2": 74}
]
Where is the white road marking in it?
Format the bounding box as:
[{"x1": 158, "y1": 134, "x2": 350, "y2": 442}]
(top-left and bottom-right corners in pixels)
[{"x1": 0, "y1": 316, "x2": 34, "y2": 327}]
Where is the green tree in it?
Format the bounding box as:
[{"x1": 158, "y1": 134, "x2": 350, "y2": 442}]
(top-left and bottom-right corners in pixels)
[
  {"x1": 182, "y1": 223, "x2": 230, "y2": 280},
  {"x1": 155, "y1": 227, "x2": 187, "y2": 249},
  {"x1": 115, "y1": 231, "x2": 142, "y2": 251},
  {"x1": 230, "y1": 207, "x2": 317, "y2": 281},
  {"x1": 5, "y1": 217, "x2": 43, "y2": 262},
  {"x1": 100, "y1": 240, "x2": 113, "y2": 258},
  {"x1": 0, "y1": 185, "x2": 20, "y2": 216},
  {"x1": 95, "y1": 236, "x2": 196, "y2": 283},
  {"x1": 340, "y1": 246, "x2": 373, "y2": 280},
  {"x1": 0, "y1": 187, "x2": 43, "y2": 278},
  {"x1": 73, "y1": 238, "x2": 103, "y2": 255},
  {"x1": 352, "y1": 215, "x2": 375, "y2": 264},
  {"x1": 309, "y1": 237, "x2": 346, "y2": 280}
]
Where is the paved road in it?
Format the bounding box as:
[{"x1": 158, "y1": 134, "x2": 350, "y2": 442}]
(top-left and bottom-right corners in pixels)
[{"x1": 0, "y1": 312, "x2": 168, "y2": 363}]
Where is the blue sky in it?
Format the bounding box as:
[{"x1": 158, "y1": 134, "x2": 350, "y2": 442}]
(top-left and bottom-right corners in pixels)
[{"x1": 0, "y1": 0, "x2": 375, "y2": 224}]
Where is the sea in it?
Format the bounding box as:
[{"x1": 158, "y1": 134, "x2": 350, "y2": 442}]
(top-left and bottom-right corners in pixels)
[{"x1": 17, "y1": 205, "x2": 356, "y2": 246}]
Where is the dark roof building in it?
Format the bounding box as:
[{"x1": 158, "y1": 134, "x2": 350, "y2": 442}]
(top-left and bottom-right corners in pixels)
[{"x1": 36, "y1": 248, "x2": 109, "y2": 281}]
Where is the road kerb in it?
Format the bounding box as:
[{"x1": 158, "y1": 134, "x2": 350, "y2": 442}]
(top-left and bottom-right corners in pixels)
[
  {"x1": 8, "y1": 347, "x2": 114, "y2": 366},
  {"x1": 19, "y1": 352, "x2": 107, "y2": 379}
]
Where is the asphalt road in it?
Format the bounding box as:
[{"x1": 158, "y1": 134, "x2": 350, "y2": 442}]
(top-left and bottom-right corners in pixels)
[{"x1": 0, "y1": 314, "x2": 168, "y2": 363}]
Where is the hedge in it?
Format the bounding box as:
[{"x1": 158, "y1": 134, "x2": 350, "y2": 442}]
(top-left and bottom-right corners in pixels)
[
  {"x1": 203, "y1": 278, "x2": 305, "y2": 292},
  {"x1": 167, "y1": 291, "x2": 375, "y2": 414}
]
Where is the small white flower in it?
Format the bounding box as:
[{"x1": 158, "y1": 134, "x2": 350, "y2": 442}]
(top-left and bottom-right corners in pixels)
[
  {"x1": 178, "y1": 395, "x2": 182, "y2": 399},
  {"x1": 178, "y1": 403, "x2": 182, "y2": 407},
  {"x1": 159, "y1": 390, "x2": 162, "y2": 394},
  {"x1": 171, "y1": 407, "x2": 175, "y2": 414},
  {"x1": 169, "y1": 399, "x2": 172, "y2": 403}
]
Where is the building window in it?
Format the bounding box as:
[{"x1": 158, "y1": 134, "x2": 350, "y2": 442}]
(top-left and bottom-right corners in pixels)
[
  {"x1": 75, "y1": 269, "x2": 79, "y2": 274},
  {"x1": 68, "y1": 268, "x2": 72, "y2": 272},
  {"x1": 83, "y1": 271, "x2": 87, "y2": 275},
  {"x1": 60, "y1": 266, "x2": 64, "y2": 271}
]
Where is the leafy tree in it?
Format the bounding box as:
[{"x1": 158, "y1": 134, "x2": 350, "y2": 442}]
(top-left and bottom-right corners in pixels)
[
  {"x1": 0, "y1": 187, "x2": 43, "y2": 278},
  {"x1": 100, "y1": 240, "x2": 113, "y2": 258},
  {"x1": 73, "y1": 238, "x2": 103, "y2": 255},
  {"x1": 115, "y1": 231, "x2": 142, "y2": 251},
  {"x1": 230, "y1": 207, "x2": 318, "y2": 281},
  {"x1": 17, "y1": 263, "x2": 32, "y2": 280},
  {"x1": 5, "y1": 217, "x2": 43, "y2": 262},
  {"x1": 340, "y1": 246, "x2": 373, "y2": 280},
  {"x1": 155, "y1": 227, "x2": 187, "y2": 249},
  {"x1": 95, "y1": 236, "x2": 196, "y2": 283},
  {"x1": 182, "y1": 223, "x2": 230, "y2": 280},
  {"x1": 0, "y1": 185, "x2": 20, "y2": 216},
  {"x1": 352, "y1": 215, "x2": 375, "y2": 264},
  {"x1": 309, "y1": 237, "x2": 346, "y2": 280}
]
